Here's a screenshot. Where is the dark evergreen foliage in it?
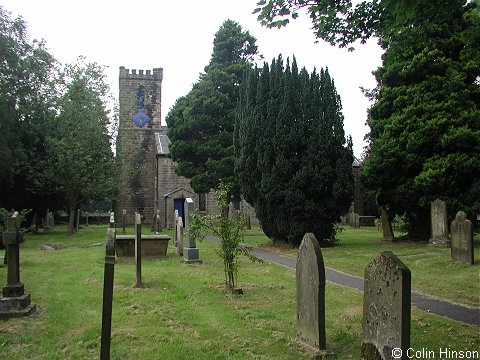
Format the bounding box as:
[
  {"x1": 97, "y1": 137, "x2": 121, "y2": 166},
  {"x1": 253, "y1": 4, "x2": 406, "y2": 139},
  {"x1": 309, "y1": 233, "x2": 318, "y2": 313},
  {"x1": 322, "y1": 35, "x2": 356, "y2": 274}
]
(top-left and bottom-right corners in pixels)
[
  {"x1": 166, "y1": 20, "x2": 259, "y2": 198},
  {"x1": 362, "y1": 1, "x2": 480, "y2": 239},
  {"x1": 235, "y1": 56, "x2": 354, "y2": 246}
]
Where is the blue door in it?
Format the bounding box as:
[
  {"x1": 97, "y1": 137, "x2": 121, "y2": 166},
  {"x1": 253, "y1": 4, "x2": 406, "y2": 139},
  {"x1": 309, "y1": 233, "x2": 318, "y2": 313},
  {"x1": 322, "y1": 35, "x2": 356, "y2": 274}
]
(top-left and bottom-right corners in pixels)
[{"x1": 174, "y1": 198, "x2": 185, "y2": 227}]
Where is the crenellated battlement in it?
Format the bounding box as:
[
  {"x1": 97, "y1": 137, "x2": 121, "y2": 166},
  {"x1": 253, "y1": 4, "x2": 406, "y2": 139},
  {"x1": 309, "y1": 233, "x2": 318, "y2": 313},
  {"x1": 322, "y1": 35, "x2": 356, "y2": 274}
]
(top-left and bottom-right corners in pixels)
[{"x1": 119, "y1": 66, "x2": 163, "y2": 80}]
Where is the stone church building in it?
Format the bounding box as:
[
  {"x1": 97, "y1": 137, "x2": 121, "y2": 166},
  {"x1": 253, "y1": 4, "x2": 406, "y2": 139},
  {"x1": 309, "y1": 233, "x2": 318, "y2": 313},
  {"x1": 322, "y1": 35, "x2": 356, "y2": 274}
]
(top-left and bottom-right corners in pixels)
[{"x1": 115, "y1": 66, "x2": 258, "y2": 228}]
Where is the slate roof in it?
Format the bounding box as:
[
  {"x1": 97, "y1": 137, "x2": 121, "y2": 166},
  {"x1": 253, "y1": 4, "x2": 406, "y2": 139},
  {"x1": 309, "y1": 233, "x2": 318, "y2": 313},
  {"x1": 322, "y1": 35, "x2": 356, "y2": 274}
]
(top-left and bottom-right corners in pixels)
[{"x1": 155, "y1": 126, "x2": 171, "y2": 155}]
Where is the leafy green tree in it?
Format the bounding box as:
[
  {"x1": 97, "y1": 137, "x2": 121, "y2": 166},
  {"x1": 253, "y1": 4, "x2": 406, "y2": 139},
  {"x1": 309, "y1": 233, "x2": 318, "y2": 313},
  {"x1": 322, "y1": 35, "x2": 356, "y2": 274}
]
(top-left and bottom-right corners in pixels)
[
  {"x1": 46, "y1": 59, "x2": 116, "y2": 235},
  {"x1": 255, "y1": 0, "x2": 480, "y2": 238},
  {"x1": 235, "y1": 56, "x2": 354, "y2": 246},
  {"x1": 254, "y1": 0, "x2": 463, "y2": 49},
  {"x1": 188, "y1": 184, "x2": 261, "y2": 291},
  {"x1": 362, "y1": 2, "x2": 480, "y2": 239},
  {"x1": 0, "y1": 7, "x2": 60, "y2": 216},
  {"x1": 166, "y1": 20, "x2": 259, "y2": 199}
]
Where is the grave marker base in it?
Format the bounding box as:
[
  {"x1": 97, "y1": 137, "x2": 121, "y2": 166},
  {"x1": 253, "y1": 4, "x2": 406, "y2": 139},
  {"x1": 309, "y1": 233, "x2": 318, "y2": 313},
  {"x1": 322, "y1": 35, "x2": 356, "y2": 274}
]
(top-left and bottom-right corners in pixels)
[
  {"x1": 0, "y1": 293, "x2": 36, "y2": 320},
  {"x1": 184, "y1": 247, "x2": 202, "y2": 264},
  {"x1": 297, "y1": 341, "x2": 335, "y2": 359},
  {"x1": 428, "y1": 238, "x2": 451, "y2": 247}
]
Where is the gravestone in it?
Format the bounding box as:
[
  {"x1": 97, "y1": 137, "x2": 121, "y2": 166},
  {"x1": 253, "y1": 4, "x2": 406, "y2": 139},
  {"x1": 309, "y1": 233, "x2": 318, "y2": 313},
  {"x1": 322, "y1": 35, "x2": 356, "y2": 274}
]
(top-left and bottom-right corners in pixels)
[
  {"x1": 361, "y1": 251, "x2": 411, "y2": 360},
  {"x1": 122, "y1": 209, "x2": 126, "y2": 233},
  {"x1": 44, "y1": 208, "x2": 51, "y2": 232},
  {"x1": 100, "y1": 213, "x2": 116, "y2": 360},
  {"x1": 296, "y1": 233, "x2": 328, "y2": 355},
  {"x1": 450, "y1": 211, "x2": 474, "y2": 265},
  {"x1": 0, "y1": 216, "x2": 36, "y2": 319},
  {"x1": 75, "y1": 209, "x2": 80, "y2": 232},
  {"x1": 176, "y1": 217, "x2": 184, "y2": 257},
  {"x1": 134, "y1": 212, "x2": 142, "y2": 287},
  {"x1": 429, "y1": 199, "x2": 450, "y2": 247},
  {"x1": 173, "y1": 210, "x2": 179, "y2": 247},
  {"x1": 354, "y1": 213, "x2": 360, "y2": 229},
  {"x1": 183, "y1": 198, "x2": 201, "y2": 264},
  {"x1": 381, "y1": 208, "x2": 394, "y2": 242}
]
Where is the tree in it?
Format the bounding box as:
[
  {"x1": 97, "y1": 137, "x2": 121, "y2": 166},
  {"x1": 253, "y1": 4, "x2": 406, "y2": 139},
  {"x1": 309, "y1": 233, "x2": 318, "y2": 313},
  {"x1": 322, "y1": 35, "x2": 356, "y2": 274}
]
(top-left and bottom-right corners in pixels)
[
  {"x1": 166, "y1": 20, "x2": 259, "y2": 199},
  {"x1": 255, "y1": 0, "x2": 480, "y2": 238},
  {"x1": 0, "y1": 7, "x2": 60, "y2": 217},
  {"x1": 254, "y1": 0, "x2": 462, "y2": 49},
  {"x1": 46, "y1": 59, "x2": 116, "y2": 235},
  {"x1": 362, "y1": 2, "x2": 480, "y2": 239},
  {"x1": 188, "y1": 184, "x2": 261, "y2": 291},
  {"x1": 235, "y1": 56, "x2": 354, "y2": 246}
]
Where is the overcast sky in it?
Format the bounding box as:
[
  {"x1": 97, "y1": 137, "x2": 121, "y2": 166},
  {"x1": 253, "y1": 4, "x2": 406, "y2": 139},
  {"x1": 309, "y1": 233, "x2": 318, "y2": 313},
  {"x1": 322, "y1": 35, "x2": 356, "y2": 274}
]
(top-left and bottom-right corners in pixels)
[{"x1": 2, "y1": 0, "x2": 384, "y2": 157}]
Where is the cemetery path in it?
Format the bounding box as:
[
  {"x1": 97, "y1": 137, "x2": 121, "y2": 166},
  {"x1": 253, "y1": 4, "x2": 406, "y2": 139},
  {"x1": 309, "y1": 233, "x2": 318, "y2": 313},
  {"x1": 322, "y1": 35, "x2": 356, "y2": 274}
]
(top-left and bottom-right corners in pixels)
[
  {"x1": 205, "y1": 237, "x2": 479, "y2": 325},
  {"x1": 249, "y1": 247, "x2": 480, "y2": 327}
]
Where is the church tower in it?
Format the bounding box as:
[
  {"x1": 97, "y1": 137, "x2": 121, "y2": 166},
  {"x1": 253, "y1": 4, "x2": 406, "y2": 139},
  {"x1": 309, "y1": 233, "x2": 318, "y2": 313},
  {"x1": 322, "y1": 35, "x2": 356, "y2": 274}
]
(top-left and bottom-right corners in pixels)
[{"x1": 116, "y1": 66, "x2": 163, "y2": 224}]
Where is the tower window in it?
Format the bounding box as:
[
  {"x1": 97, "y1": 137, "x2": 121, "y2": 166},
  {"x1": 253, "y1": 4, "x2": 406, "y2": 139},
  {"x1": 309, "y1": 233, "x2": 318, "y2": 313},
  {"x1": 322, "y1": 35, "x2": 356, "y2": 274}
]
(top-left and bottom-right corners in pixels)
[{"x1": 136, "y1": 87, "x2": 145, "y2": 109}]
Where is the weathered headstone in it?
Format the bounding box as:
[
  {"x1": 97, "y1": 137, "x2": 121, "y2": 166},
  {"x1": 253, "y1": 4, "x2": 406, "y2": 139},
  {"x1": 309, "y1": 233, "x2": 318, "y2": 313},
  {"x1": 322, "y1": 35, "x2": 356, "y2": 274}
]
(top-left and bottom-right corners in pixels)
[
  {"x1": 361, "y1": 251, "x2": 411, "y2": 360},
  {"x1": 176, "y1": 217, "x2": 184, "y2": 257},
  {"x1": 354, "y1": 213, "x2": 360, "y2": 229},
  {"x1": 381, "y1": 208, "x2": 394, "y2": 242},
  {"x1": 100, "y1": 213, "x2": 116, "y2": 360},
  {"x1": 44, "y1": 208, "x2": 51, "y2": 232},
  {"x1": 429, "y1": 199, "x2": 450, "y2": 247},
  {"x1": 76, "y1": 209, "x2": 80, "y2": 232},
  {"x1": 173, "y1": 210, "x2": 179, "y2": 247},
  {"x1": 0, "y1": 216, "x2": 36, "y2": 319},
  {"x1": 122, "y1": 209, "x2": 126, "y2": 233},
  {"x1": 134, "y1": 212, "x2": 142, "y2": 287},
  {"x1": 183, "y1": 198, "x2": 201, "y2": 264},
  {"x1": 450, "y1": 211, "x2": 474, "y2": 265},
  {"x1": 155, "y1": 209, "x2": 161, "y2": 234},
  {"x1": 296, "y1": 233, "x2": 328, "y2": 355}
]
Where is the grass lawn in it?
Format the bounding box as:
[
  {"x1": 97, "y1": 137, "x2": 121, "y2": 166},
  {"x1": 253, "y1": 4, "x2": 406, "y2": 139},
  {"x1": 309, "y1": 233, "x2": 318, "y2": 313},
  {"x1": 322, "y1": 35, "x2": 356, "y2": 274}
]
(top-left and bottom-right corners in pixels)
[
  {"x1": 0, "y1": 224, "x2": 478, "y2": 359},
  {"x1": 244, "y1": 226, "x2": 480, "y2": 307}
]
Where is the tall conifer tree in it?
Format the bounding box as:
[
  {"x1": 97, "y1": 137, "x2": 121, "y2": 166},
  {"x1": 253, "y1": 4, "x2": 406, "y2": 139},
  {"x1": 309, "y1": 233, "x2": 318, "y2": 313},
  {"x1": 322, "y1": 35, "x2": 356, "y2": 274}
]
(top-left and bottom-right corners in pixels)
[
  {"x1": 235, "y1": 56, "x2": 354, "y2": 246},
  {"x1": 166, "y1": 20, "x2": 258, "y2": 198}
]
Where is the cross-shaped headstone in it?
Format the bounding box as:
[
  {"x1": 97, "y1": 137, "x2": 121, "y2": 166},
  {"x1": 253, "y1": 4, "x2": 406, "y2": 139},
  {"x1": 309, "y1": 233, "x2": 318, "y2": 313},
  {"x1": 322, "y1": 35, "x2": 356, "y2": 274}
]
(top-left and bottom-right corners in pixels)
[{"x1": 0, "y1": 216, "x2": 36, "y2": 319}]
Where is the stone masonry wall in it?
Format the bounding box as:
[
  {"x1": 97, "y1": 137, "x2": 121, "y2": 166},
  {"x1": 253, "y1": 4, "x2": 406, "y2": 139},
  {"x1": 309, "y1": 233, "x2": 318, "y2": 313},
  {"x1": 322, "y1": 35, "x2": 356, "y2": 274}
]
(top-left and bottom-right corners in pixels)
[{"x1": 116, "y1": 67, "x2": 163, "y2": 224}]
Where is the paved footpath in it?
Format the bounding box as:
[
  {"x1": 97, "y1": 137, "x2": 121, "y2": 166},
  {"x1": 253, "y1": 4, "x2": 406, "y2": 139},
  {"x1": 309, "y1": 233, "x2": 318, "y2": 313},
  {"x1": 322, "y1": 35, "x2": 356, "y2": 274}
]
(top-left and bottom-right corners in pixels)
[{"x1": 251, "y1": 247, "x2": 480, "y2": 327}]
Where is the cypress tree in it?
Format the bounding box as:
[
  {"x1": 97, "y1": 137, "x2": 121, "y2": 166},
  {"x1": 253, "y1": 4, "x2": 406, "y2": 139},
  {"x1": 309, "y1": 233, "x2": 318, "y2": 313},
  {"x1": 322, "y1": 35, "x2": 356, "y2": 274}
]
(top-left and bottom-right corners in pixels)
[{"x1": 235, "y1": 57, "x2": 354, "y2": 246}]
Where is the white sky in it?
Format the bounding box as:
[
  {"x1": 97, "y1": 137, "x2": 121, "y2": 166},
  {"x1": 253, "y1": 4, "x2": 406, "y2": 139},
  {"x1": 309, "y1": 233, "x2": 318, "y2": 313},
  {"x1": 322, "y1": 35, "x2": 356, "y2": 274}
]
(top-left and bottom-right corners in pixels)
[{"x1": 2, "y1": 0, "x2": 384, "y2": 157}]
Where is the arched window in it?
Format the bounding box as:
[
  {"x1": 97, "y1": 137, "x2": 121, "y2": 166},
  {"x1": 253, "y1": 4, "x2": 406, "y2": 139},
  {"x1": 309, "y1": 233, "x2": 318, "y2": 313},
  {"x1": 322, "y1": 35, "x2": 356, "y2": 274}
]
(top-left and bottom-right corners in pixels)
[{"x1": 136, "y1": 86, "x2": 145, "y2": 109}]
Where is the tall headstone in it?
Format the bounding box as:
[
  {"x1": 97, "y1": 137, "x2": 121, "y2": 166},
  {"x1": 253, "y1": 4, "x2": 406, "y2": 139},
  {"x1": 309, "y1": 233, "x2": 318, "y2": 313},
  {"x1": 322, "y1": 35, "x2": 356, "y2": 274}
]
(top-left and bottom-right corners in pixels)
[
  {"x1": 429, "y1": 199, "x2": 450, "y2": 247},
  {"x1": 361, "y1": 251, "x2": 411, "y2": 360},
  {"x1": 173, "y1": 210, "x2": 179, "y2": 247},
  {"x1": 100, "y1": 213, "x2": 116, "y2": 360},
  {"x1": 134, "y1": 213, "x2": 142, "y2": 287},
  {"x1": 296, "y1": 233, "x2": 327, "y2": 355},
  {"x1": 44, "y1": 208, "x2": 49, "y2": 231},
  {"x1": 183, "y1": 198, "x2": 201, "y2": 263},
  {"x1": 76, "y1": 209, "x2": 80, "y2": 232},
  {"x1": 122, "y1": 209, "x2": 126, "y2": 233},
  {"x1": 381, "y1": 208, "x2": 394, "y2": 242},
  {"x1": 176, "y1": 217, "x2": 184, "y2": 257},
  {"x1": 354, "y1": 213, "x2": 360, "y2": 229},
  {"x1": 450, "y1": 211, "x2": 474, "y2": 265},
  {"x1": 0, "y1": 216, "x2": 36, "y2": 319}
]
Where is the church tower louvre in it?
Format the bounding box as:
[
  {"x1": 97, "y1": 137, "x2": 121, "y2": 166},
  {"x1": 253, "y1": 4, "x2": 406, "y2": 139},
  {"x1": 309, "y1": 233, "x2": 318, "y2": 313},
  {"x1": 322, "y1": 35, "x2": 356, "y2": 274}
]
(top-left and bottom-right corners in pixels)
[{"x1": 115, "y1": 66, "x2": 163, "y2": 224}]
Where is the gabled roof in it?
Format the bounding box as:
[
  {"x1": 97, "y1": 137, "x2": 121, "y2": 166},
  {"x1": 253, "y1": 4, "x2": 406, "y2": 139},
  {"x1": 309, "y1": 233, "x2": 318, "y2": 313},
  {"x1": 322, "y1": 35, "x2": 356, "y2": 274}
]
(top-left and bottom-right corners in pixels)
[
  {"x1": 155, "y1": 126, "x2": 171, "y2": 155},
  {"x1": 164, "y1": 187, "x2": 195, "y2": 197}
]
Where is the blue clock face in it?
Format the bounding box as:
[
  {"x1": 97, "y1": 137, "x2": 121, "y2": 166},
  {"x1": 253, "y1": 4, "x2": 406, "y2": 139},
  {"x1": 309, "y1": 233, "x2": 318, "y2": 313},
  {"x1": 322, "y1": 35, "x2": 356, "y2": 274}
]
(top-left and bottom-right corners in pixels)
[{"x1": 132, "y1": 110, "x2": 151, "y2": 128}]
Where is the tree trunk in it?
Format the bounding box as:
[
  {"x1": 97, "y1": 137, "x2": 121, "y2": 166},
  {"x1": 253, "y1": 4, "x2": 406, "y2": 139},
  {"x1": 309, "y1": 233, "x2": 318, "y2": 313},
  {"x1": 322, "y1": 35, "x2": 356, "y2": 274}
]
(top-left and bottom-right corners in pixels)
[{"x1": 67, "y1": 192, "x2": 78, "y2": 235}]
